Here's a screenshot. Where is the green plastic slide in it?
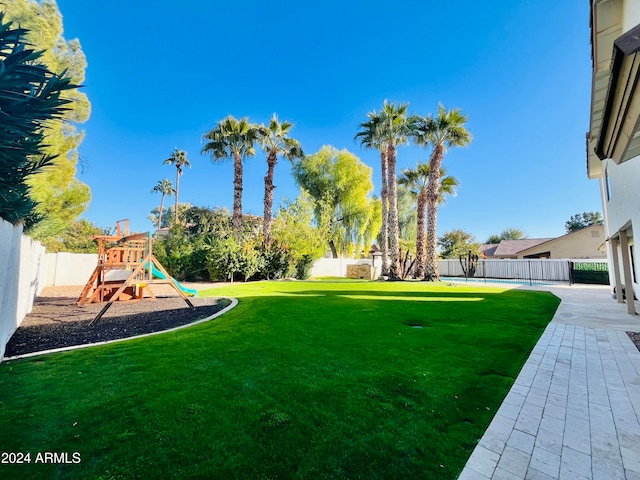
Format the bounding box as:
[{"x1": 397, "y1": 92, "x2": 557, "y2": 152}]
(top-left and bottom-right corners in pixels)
[{"x1": 150, "y1": 264, "x2": 198, "y2": 297}]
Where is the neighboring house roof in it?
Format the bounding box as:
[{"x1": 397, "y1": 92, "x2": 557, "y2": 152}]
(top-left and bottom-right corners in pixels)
[
  {"x1": 492, "y1": 239, "x2": 553, "y2": 257},
  {"x1": 479, "y1": 244, "x2": 499, "y2": 257}
]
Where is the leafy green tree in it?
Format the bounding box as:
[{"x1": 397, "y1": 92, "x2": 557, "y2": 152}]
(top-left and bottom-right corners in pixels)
[
  {"x1": 163, "y1": 148, "x2": 190, "y2": 224},
  {"x1": 201, "y1": 116, "x2": 261, "y2": 233},
  {"x1": 414, "y1": 104, "x2": 471, "y2": 280},
  {"x1": 271, "y1": 192, "x2": 329, "y2": 264},
  {"x1": 258, "y1": 114, "x2": 303, "y2": 246},
  {"x1": 151, "y1": 179, "x2": 174, "y2": 229},
  {"x1": 368, "y1": 101, "x2": 418, "y2": 279},
  {"x1": 438, "y1": 229, "x2": 480, "y2": 259},
  {"x1": 399, "y1": 163, "x2": 459, "y2": 278},
  {"x1": 291, "y1": 146, "x2": 378, "y2": 258},
  {"x1": 155, "y1": 224, "x2": 197, "y2": 280},
  {"x1": 154, "y1": 205, "x2": 265, "y2": 282},
  {"x1": 355, "y1": 110, "x2": 390, "y2": 274},
  {"x1": 207, "y1": 236, "x2": 263, "y2": 283},
  {"x1": 183, "y1": 206, "x2": 233, "y2": 238},
  {"x1": 5, "y1": 0, "x2": 91, "y2": 238},
  {"x1": 565, "y1": 212, "x2": 603, "y2": 233},
  {"x1": 486, "y1": 228, "x2": 527, "y2": 244},
  {"x1": 0, "y1": 13, "x2": 78, "y2": 226},
  {"x1": 149, "y1": 203, "x2": 192, "y2": 230},
  {"x1": 39, "y1": 219, "x2": 107, "y2": 253}
]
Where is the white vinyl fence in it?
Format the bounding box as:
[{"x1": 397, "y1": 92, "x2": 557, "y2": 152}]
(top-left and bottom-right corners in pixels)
[
  {"x1": 311, "y1": 258, "x2": 600, "y2": 285},
  {"x1": 438, "y1": 259, "x2": 573, "y2": 285}
]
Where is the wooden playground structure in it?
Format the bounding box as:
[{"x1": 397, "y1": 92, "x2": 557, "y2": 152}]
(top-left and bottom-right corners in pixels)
[{"x1": 78, "y1": 219, "x2": 195, "y2": 324}]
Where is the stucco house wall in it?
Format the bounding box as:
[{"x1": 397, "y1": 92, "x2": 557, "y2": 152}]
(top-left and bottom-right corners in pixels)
[
  {"x1": 588, "y1": 0, "x2": 640, "y2": 310},
  {"x1": 516, "y1": 225, "x2": 607, "y2": 259}
]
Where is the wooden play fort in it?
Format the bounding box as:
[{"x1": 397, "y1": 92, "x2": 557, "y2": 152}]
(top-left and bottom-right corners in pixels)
[{"x1": 78, "y1": 219, "x2": 195, "y2": 324}]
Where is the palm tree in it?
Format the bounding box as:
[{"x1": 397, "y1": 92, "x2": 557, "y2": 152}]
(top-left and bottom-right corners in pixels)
[
  {"x1": 398, "y1": 163, "x2": 459, "y2": 278},
  {"x1": 355, "y1": 111, "x2": 390, "y2": 276},
  {"x1": 375, "y1": 100, "x2": 419, "y2": 280},
  {"x1": 414, "y1": 104, "x2": 471, "y2": 280},
  {"x1": 151, "y1": 178, "x2": 174, "y2": 229},
  {"x1": 163, "y1": 148, "x2": 190, "y2": 224},
  {"x1": 201, "y1": 116, "x2": 260, "y2": 233},
  {"x1": 258, "y1": 114, "x2": 303, "y2": 246}
]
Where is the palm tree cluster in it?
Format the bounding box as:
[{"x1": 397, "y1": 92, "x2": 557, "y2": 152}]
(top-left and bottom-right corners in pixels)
[
  {"x1": 152, "y1": 114, "x2": 302, "y2": 246},
  {"x1": 201, "y1": 114, "x2": 303, "y2": 242},
  {"x1": 152, "y1": 103, "x2": 469, "y2": 284},
  {"x1": 356, "y1": 101, "x2": 471, "y2": 281}
]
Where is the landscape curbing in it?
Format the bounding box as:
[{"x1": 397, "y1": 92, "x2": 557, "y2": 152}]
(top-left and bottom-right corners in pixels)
[{"x1": 2, "y1": 297, "x2": 238, "y2": 362}]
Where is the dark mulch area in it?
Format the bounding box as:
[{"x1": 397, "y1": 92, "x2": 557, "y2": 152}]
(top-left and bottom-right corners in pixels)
[
  {"x1": 629, "y1": 331, "x2": 640, "y2": 353},
  {"x1": 5, "y1": 286, "x2": 230, "y2": 357}
]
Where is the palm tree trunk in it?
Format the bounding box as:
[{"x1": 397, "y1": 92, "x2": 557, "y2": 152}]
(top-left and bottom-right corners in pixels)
[
  {"x1": 387, "y1": 143, "x2": 401, "y2": 280},
  {"x1": 233, "y1": 152, "x2": 243, "y2": 233},
  {"x1": 380, "y1": 150, "x2": 389, "y2": 276},
  {"x1": 414, "y1": 191, "x2": 427, "y2": 278},
  {"x1": 174, "y1": 169, "x2": 180, "y2": 224},
  {"x1": 263, "y1": 151, "x2": 277, "y2": 246},
  {"x1": 158, "y1": 194, "x2": 165, "y2": 230},
  {"x1": 424, "y1": 144, "x2": 444, "y2": 281}
]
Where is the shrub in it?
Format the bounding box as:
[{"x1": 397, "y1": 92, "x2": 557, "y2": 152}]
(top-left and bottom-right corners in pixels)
[{"x1": 295, "y1": 254, "x2": 315, "y2": 280}]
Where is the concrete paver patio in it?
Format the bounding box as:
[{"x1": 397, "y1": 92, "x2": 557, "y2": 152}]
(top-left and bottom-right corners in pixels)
[{"x1": 458, "y1": 284, "x2": 640, "y2": 480}]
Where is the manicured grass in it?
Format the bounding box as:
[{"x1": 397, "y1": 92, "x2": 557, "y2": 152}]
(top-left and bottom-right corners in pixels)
[{"x1": 0, "y1": 280, "x2": 559, "y2": 479}]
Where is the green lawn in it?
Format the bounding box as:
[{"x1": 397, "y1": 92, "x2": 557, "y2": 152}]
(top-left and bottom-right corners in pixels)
[{"x1": 0, "y1": 280, "x2": 559, "y2": 479}]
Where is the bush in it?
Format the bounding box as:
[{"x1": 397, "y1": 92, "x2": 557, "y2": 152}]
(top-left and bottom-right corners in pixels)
[
  {"x1": 259, "y1": 244, "x2": 295, "y2": 280},
  {"x1": 295, "y1": 255, "x2": 315, "y2": 280}
]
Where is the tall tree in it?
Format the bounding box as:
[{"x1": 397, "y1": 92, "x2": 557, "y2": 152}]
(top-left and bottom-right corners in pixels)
[
  {"x1": 151, "y1": 179, "x2": 174, "y2": 229},
  {"x1": 4, "y1": 0, "x2": 91, "y2": 237},
  {"x1": 355, "y1": 111, "x2": 390, "y2": 275},
  {"x1": 438, "y1": 229, "x2": 480, "y2": 259},
  {"x1": 40, "y1": 219, "x2": 107, "y2": 253},
  {"x1": 258, "y1": 114, "x2": 303, "y2": 246},
  {"x1": 0, "y1": 13, "x2": 78, "y2": 225},
  {"x1": 271, "y1": 192, "x2": 329, "y2": 265},
  {"x1": 486, "y1": 228, "x2": 526, "y2": 244},
  {"x1": 201, "y1": 116, "x2": 260, "y2": 233},
  {"x1": 565, "y1": 212, "x2": 603, "y2": 233},
  {"x1": 374, "y1": 101, "x2": 418, "y2": 279},
  {"x1": 414, "y1": 104, "x2": 471, "y2": 280},
  {"x1": 291, "y1": 146, "x2": 377, "y2": 258},
  {"x1": 399, "y1": 163, "x2": 459, "y2": 278},
  {"x1": 163, "y1": 148, "x2": 190, "y2": 224}
]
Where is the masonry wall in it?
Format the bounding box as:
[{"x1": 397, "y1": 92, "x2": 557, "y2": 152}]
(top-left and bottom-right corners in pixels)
[
  {"x1": 0, "y1": 219, "x2": 47, "y2": 360},
  {"x1": 310, "y1": 258, "x2": 383, "y2": 278},
  {"x1": 45, "y1": 252, "x2": 98, "y2": 287},
  {"x1": 310, "y1": 258, "x2": 362, "y2": 278}
]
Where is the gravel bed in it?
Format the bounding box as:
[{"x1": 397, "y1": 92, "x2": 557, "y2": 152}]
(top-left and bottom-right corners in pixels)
[
  {"x1": 5, "y1": 285, "x2": 230, "y2": 357},
  {"x1": 628, "y1": 331, "x2": 640, "y2": 353}
]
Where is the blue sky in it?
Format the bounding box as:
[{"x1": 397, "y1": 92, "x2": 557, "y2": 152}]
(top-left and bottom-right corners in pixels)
[{"x1": 55, "y1": 0, "x2": 600, "y2": 243}]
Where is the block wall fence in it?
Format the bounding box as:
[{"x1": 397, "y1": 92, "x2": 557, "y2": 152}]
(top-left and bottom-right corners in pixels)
[{"x1": 0, "y1": 219, "x2": 98, "y2": 360}]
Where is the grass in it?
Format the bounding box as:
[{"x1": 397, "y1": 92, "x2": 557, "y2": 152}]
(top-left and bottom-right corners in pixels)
[{"x1": 0, "y1": 280, "x2": 560, "y2": 479}]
